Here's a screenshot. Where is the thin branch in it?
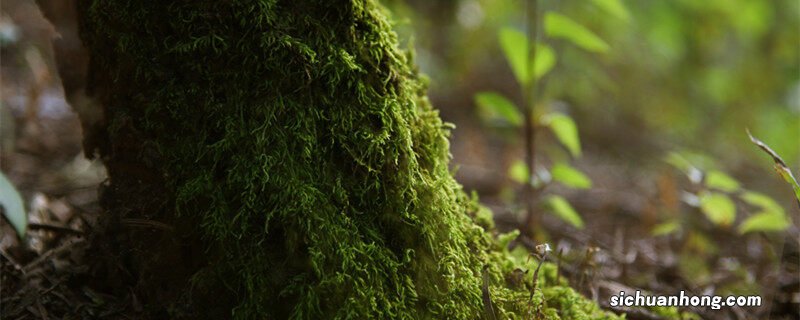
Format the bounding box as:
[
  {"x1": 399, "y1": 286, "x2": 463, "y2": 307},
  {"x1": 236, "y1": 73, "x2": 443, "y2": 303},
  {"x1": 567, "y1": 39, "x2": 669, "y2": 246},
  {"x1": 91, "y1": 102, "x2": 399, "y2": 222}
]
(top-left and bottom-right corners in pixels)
[
  {"x1": 28, "y1": 223, "x2": 84, "y2": 235},
  {"x1": 523, "y1": 0, "x2": 540, "y2": 236}
]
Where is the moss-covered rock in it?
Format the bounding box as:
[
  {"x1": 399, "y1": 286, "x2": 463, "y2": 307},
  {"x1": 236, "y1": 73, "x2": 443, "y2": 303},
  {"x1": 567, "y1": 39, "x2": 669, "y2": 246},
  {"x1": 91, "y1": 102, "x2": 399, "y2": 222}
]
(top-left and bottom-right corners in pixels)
[{"x1": 78, "y1": 0, "x2": 623, "y2": 318}]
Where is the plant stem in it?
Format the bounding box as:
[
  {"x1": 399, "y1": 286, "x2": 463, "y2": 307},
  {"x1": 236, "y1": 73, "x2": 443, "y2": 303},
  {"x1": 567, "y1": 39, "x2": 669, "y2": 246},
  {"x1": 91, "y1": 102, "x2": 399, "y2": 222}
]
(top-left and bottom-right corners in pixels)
[{"x1": 523, "y1": 0, "x2": 539, "y2": 237}]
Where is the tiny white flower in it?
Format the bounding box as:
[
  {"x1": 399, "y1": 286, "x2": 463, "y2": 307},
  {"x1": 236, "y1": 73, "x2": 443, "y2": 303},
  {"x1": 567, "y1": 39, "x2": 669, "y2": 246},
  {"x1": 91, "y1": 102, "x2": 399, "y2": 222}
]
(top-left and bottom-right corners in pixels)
[{"x1": 535, "y1": 243, "x2": 552, "y2": 256}]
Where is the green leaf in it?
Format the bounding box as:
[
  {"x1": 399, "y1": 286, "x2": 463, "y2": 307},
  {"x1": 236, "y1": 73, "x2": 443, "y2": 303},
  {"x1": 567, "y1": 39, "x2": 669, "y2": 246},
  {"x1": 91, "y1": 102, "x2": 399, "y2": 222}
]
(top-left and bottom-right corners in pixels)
[
  {"x1": 508, "y1": 160, "x2": 530, "y2": 184},
  {"x1": 498, "y1": 27, "x2": 555, "y2": 84},
  {"x1": 533, "y1": 43, "x2": 556, "y2": 80},
  {"x1": 665, "y1": 152, "x2": 694, "y2": 173},
  {"x1": 499, "y1": 27, "x2": 530, "y2": 85},
  {"x1": 699, "y1": 192, "x2": 736, "y2": 227},
  {"x1": 747, "y1": 130, "x2": 800, "y2": 205},
  {"x1": 475, "y1": 92, "x2": 523, "y2": 126},
  {"x1": 544, "y1": 12, "x2": 610, "y2": 53},
  {"x1": 664, "y1": 151, "x2": 704, "y2": 183},
  {"x1": 741, "y1": 191, "x2": 784, "y2": 214},
  {"x1": 737, "y1": 191, "x2": 789, "y2": 233},
  {"x1": 652, "y1": 221, "x2": 680, "y2": 236},
  {"x1": 738, "y1": 212, "x2": 790, "y2": 234},
  {"x1": 542, "y1": 113, "x2": 581, "y2": 157},
  {"x1": 590, "y1": 0, "x2": 631, "y2": 22},
  {"x1": 551, "y1": 163, "x2": 592, "y2": 189},
  {"x1": 545, "y1": 195, "x2": 584, "y2": 229},
  {"x1": 0, "y1": 171, "x2": 26, "y2": 237},
  {"x1": 705, "y1": 170, "x2": 740, "y2": 192},
  {"x1": 775, "y1": 166, "x2": 800, "y2": 203}
]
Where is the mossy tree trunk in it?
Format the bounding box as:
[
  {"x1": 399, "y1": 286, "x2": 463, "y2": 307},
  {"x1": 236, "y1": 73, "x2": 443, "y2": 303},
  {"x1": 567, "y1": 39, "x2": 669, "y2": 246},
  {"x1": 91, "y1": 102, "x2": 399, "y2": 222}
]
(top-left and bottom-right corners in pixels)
[{"x1": 66, "y1": 0, "x2": 621, "y2": 319}]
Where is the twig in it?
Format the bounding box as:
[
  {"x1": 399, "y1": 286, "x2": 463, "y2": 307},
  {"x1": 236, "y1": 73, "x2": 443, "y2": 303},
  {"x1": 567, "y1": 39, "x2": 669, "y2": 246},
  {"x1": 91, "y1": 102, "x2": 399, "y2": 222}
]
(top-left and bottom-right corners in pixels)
[
  {"x1": 36, "y1": 298, "x2": 50, "y2": 320},
  {"x1": 482, "y1": 265, "x2": 498, "y2": 320},
  {"x1": 28, "y1": 222, "x2": 84, "y2": 235},
  {"x1": 23, "y1": 239, "x2": 86, "y2": 272},
  {"x1": 0, "y1": 248, "x2": 24, "y2": 272},
  {"x1": 527, "y1": 244, "x2": 550, "y2": 315},
  {"x1": 120, "y1": 218, "x2": 174, "y2": 232}
]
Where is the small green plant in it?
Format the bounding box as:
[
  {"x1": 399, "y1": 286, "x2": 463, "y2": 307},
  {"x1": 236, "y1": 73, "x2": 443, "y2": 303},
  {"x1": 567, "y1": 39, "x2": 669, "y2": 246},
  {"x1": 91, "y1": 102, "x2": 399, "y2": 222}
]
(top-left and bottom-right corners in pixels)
[
  {"x1": 475, "y1": 3, "x2": 618, "y2": 232},
  {"x1": 0, "y1": 170, "x2": 26, "y2": 237},
  {"x1": 654, "y1": 141, "x2": 793, "y2": 298},
  {"x1": 659, "y1": 150, "x2": 791, "y2": 235}
]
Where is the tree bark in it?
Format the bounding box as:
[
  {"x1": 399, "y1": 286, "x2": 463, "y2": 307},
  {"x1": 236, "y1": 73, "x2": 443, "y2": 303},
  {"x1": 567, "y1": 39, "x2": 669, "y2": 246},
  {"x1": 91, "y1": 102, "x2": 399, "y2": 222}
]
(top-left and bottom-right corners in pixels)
[{"x1": 39, "y1": 0, "x2": 623, "y2": 319}]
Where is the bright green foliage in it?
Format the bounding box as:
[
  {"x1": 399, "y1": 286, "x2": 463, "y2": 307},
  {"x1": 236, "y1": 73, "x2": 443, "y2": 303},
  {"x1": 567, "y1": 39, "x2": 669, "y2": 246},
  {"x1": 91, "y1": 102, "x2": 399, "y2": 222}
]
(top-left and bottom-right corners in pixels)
[
  {"x1": 664, "y1": 152, "x2": 696, "y2": 175},
  {"x1": 475, "y1": 92, "x2": 523, "y2": 126},
  {"x1": 498, "y1": 27, "x2": 556, "y2": 85},
  {"x1": 79, "y1": 0, "x2": 621, "y2": 318},
  {"x1": 499, "y1": 27, "x2": 531, "y2": 85},
  {"x1": 652, "y1": 221, "x2": 680, "y2": 236},
  {"x1": 543, "y1": 113, "x2": 582, "y2": 157},
  {"x1": 739, "y1": 191, "x2": 790, "y2": 233},
  {"x1": 545, "y1": 195, "x2": 584, "y2": 229},
  {"x1": 705, "y1": 170, "x2": 740, "y2": 192},
  {"x1": 533, "y1": 43, "x2": 557, "y2": 80},
  {"x1": 508, "y1": 160, "x2": 530, "y2": 184},
  {"x1": 0, "y1": 171, "x2": 26, "y2": 237},
  {"x1": 590, "y1": 0, "x2": 631, "y2": 22},
  {"x1": 699, "y1": 192, "x2": 736, "y2": 226},
  {"x1": 544, "y1": 13, "x2": 609, "y2": 53},
  {"x1": 551, "y1": 163, "x2": 592, "y2": 189},
  {"x1": 741, "y1": 191, "x2": 784, "y2": 214},
  {"x1": 739, "y1": 211, "x2": 791, "y2": 234},
  {"x1": 664, "y1": 150, "x2": 791, "y2": 234}
]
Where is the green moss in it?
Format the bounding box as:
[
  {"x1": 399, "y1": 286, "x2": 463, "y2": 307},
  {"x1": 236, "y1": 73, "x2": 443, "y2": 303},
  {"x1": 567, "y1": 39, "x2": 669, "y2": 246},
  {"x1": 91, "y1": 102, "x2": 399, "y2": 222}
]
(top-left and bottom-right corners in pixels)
[{"x1": 79, "y1": 0, "x2": 625, "y2": 318}]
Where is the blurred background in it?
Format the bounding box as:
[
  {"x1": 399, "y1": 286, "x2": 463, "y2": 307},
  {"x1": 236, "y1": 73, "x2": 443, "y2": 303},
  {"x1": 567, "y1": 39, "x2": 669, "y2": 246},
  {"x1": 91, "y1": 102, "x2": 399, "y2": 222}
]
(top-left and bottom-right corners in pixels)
[
  {"x1": 1, "y1": 0, "x2": 798, "y2": 319},
  {"x1": 387, "y1": 1, "x2": 800, "y2": 318}
]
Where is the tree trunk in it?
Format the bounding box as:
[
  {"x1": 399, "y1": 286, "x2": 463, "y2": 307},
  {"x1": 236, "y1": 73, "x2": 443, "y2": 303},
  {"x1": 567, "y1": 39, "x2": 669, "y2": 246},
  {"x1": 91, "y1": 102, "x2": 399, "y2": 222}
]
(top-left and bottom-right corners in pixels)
[{"x1": 41, "y1": 0, "x2": 621, "y2": 318}]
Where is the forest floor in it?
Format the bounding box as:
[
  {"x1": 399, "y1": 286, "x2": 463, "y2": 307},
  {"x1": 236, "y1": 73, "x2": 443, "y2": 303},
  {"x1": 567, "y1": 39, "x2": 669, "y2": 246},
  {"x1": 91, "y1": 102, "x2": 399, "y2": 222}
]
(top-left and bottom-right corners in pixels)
[
  {"x1": 2, "y1": 59, "x2": 798, "y2": 320},
  {"x1": 1, "y1": 1, "x2": 798, "y2": 319}
]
